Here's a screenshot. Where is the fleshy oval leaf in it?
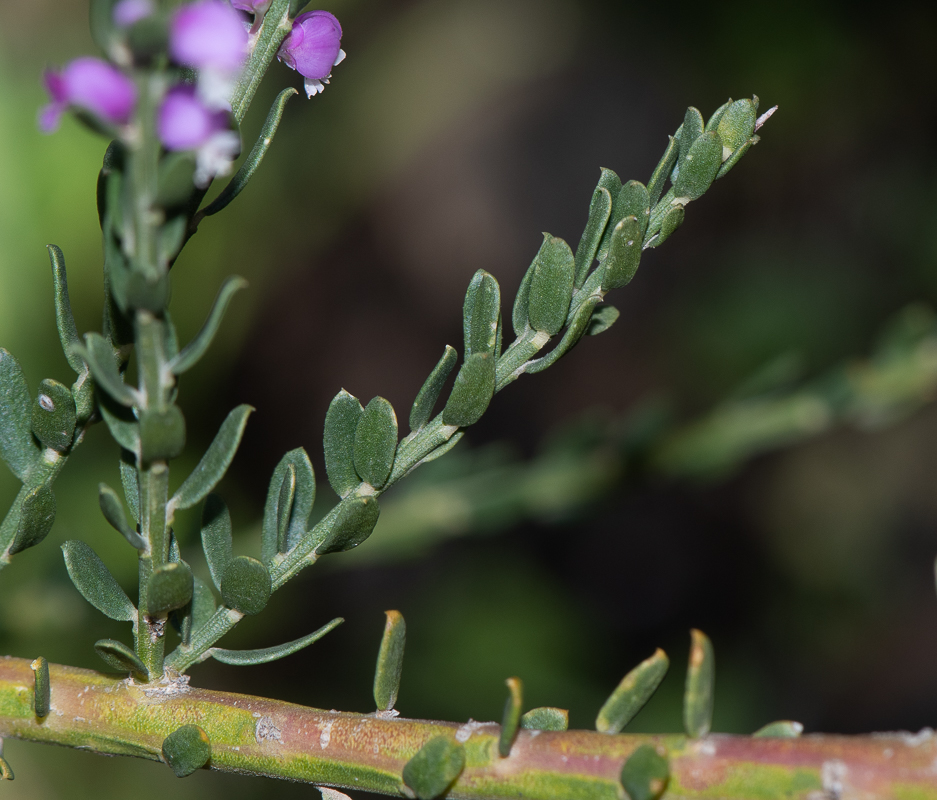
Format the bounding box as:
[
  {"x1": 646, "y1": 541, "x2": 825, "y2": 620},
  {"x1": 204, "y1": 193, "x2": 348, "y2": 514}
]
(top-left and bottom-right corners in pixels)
[
  {"x1": 602, "y1": 216, "x2": 643, "y2": 291},
  {"x1": 31, "y1": 379, "x2": 76, "y2": 453},
  {"x1": 221, "y1": 555, "x2": 271, "y2": 615},
  {"x1": 315, "y1": 495, "x2": 381, "y2": 555},
  {"x1": 323, "y1": 390, "x2": 364, "y2": 499},
  {"x1": 673, "y1": 131, "x2": 723, "y2": 201},
  {"x1": 620, "y1": 743, "x2": 670, "y2": 800},
  {"x1": 410, "y1": 346, "x2": 458, "y2": 432},
  {"x1": 442, "y1": 353, "x2": 495, "y2": 427},
  {"x1": 62, "y1": 539, "x2": 136, "y2": 622},
  {"x1": 201, "y1": 493, "x2": 233, "y2": 591},
  {"x1": 162, "y1": 724, "x2": 211, "y2": 778},
  {"x1": 8, "y1": 484, "x2": 57, "y2": 556},
  {"x1": 0, "y1": 347, "x2": 38, "y2": 480},
  {"x1": 93, "y1": 638, "x2": 149, "y2": 679},
  {"x1": 30, "y1": 656, "x2": 50, "y2": 717},
  {"x1": 520, "y1": 707, "x2": 568, "y2": 731},
  {"x1": 354, "y1": 397, "x2": 398, "y2": 489},
  {"x1": 528, "y1": 235, "x2": 575, "y2": 336},
  {"x1": 373, "y1": 610, "x2": 406, "y2": 712},
  {"x1": 574, "y1": 185, "x2": 613, "y2": 288},
  {"x1": 463, "y1": 270, "x2": 501, "y2": 358},
  {"x1": 261, "y1": 447, "x2": 316, "y2": 562},
  {"x1": 147, "y1": 562, "x2": 194, "y2": 615},
  {"x1": 402, "y1": 737, "x2": 466, "y2": 800}
]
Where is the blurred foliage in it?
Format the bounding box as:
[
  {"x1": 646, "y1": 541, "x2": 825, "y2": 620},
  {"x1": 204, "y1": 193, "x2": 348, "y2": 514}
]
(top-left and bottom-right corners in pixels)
[{"x1": 3, "y1": 1, "x2": 937, "y2": 798}]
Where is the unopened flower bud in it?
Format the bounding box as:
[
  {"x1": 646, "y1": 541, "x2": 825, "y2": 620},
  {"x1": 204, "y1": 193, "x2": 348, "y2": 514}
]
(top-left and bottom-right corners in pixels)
[
  {"x1": 277, "y1": 10, "x2": 345, "y2": 98},
  {"x1": 39, "y1": 57, "x2": 136, "y2": 133},
  {"x1": 113, "y1": 0, "x2": 156, "y2": 28}
]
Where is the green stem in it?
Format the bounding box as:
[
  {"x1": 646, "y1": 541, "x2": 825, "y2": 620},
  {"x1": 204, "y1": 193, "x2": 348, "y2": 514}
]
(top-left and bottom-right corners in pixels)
[
  {"x1": 2, "y1": 657, "x2": 936, "y2": 799},
  {"x1": 231, "y1": 0, "x2": 294, "y2": 124}
]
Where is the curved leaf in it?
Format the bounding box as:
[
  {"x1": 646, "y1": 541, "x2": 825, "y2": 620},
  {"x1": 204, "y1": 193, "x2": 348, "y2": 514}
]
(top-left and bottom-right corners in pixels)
[
  {"x1": 323, "y1": 390, "x2": 363, "y2": 498},
  {"x1": 315, "y1": 495, "x2": 381, "y2": 555},
  {"x1": 201, "y1": 494, "x2": 233, "y2": 590},
  {"x1": 94, "y1": 638, "x2": 149, "y2": 679},
  {"x1": 409, "y1": 345, "x2": 458, "y2": 432},
  {"x1": 62, "y1": 539, "x2": 136, "y2": 622},
  {"x1": 596, "y1": 648, "x2": 669, "y2": 734},
  {"x1": 373, "y1": 610, "x2": 406, "y2": 711},
  {"x1": 209, "y1": 617, "x2": 343, "y2": 666},
  {"x1": 73, "y1": 332, "x2": 137, "y2": 407},
  {"x1": 0, "y1": 348, "x2": 38, "y2": 480},
  {"x1": 169, "y1": 276, "x2": 248, "y2": 375},
  {"x1": 261, "y1": 448, "x2": 316, "y2": 561},
  {"x1": 98, "y1": 482, "x2": 146, "y2": 549},
  {"x1": 9, "y1": 484, "x2": 57, "y2": 555},
  {"x1": 46, "y1": 246, "x2": 84, "y2": 374}
]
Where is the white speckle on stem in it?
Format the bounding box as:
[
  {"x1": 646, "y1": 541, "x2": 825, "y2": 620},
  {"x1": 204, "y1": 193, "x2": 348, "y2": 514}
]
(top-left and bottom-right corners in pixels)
[
  {"x1": 821, "y1": 760, "x2": 847, "y2": 800},
  {"x1": 319, "y1": 720, "x2": 333, "y2": 749},
  {"x1": 255, "y1": 716, "x2": 282, "y2": 743},
  {"x1": 455, "y1": 719, "x2": 487, "y2": 743}
]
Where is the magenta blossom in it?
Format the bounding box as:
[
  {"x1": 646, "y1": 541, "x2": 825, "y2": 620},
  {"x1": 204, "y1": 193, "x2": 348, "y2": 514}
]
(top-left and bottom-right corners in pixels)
[
  {"x1": 230, "y1": 0, "x2": 271, "y2": 14},
  {"x1": 277, "y1": 10, "x2": 345, "y2": 98},
  {"x1": 157, "y1": 85, "x2": 240, "y2": 187},
  {"x1": 40, "y1": 57, "x2": 137, "y2": 133},
  {"x1": 169, "y1": 0, "x2": 247, "y2": 74},
  {"x1": 113, "y1": 0, "x2": 155, "y2": 27}
]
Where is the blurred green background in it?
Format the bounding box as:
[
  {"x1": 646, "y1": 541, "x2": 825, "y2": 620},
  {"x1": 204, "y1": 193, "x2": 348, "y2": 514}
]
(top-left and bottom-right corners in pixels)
[{"x1": 3, "y1": 1, "x2": 937, "y2": 797}]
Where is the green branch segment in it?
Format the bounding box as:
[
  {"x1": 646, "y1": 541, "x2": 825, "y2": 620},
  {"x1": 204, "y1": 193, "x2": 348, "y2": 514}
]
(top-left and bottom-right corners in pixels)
[{"x1": 1, "y1": 657, "x2": 936, "y2": 798}]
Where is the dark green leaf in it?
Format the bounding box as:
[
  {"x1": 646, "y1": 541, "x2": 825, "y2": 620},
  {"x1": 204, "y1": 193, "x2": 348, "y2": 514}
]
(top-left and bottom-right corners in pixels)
[
  {"x1": 596, "y1": 648, "x2": 669, "y2": 734},
  {"x1": 201, "y1": 88, "x2": 298, "y2": 218},
  {"x1": 463, "y1": 270, "x2": 501, "y2": 358},
  {"x1": 171, "y1": 405, "x2": 253, "y2": 510},
  {"x1": 673, "y1": 131, "x2": 723, "y2": 201},
  {"x1": 147, "y1": 562, "x2": 194, "y2": 615},
  {"x1": 189, "y1": 576, "x2": 217, "y2": 641},
  {"x1": 684, "y1": 629, "x2": 715, "y2": 738},
  {"x1": 169, "y1": 277, "x2": 248, "y2": 375},
  {"x1": 602, "y1": 216, "x2": 643, "y2": 291},
  {"x1": 221, "y1": 555, "x2": 271, "y2": 615},
  {"x1": 528, "y1": 235, "x2": 575, "y2": 336},
  {"x1": 158, "y1": 216, "x2": 188, "y2": 265},
  {"x1": 99, "y1": 394, "x2": 140, "y2": 452},
  {"x1": 89, "y1": 0, "x2": 118, "y2": 53},
  {"x1": 209, "y1": 617, "x2": 343, "y2": 665},
  {"x1": 418, "y1": 430, "x2": 464, "y2": 465},
  {"x1": 649, "y1": 205, "x2": 684, "y2": 248},
  {"x1": 716, "y1": 135, "x2": 758, "y2": 179},
  {"x1": 315, "y1": 495, "x2": 381, "y2": 555},
  {"x1": 354, "y1": 397, "x2": 398, "y2": 489},
  {"x1": 499, "y1": 676, "x2": 523, "y2": 757},
  {"x1": 93, "y1": 639, "x2": 148, "y2": 679},
  {"x1": 0, "y1": 348, "x2": 38, "y2": 480},
  {"x1": 323, "y1": 390, "x2": 364, "y2": 499},
  {"x1": 62, "y1": 539, "x2": 136, "y2": 622},
  {"x1": 520, "y1": 707, "x2": 568, "y2": 731},
  {"x1": 373, "y1": 609, "x2": 406, "y2": 711},
  {"x1": 73, "y1": 332, "x2": 137, "y2": 407},
  {"x1": 261, "y1": 448, "x2": 316, "y2": 561},
  {"x1": 442, "y1": 353, "x2": 495, "y2": 427},
  {"x1": 526, "y1": 297, "x2": 599, "y2": 375},
  {"x1": 716, "y1": 98, "x2": 757, "y2": 152},
  {"x1": 162, "y1": 725, "x2": 211, "y2": 778},
  {"x1": 139, "y1": 406, "x2": 186, "y2": 463},
  {"x1": 705, "y1": 98, "x2": 732, "y2": 132},
  {"x1": 99, "y1": 482, "x2": 146, "y2": 549},
  {"x1": 119, "y1": 450, "x2": 140, "y2": 523},
  {"x1": 620, "y1": 744, "x2": 670, "y2": 800},
  {"x1": 587, "y1": 305, "x2": 620, "y2": 336},
  {"x1": 677, "y1": 106, "x2": 705, "y2": 176},
  {"x1": 410, "y1": 346, "x2": 458, "y2": 432},
  {"x1": 275, "y1": 464, "x2": 296, "y2": 554},
  {"x1": 30, "y1": 656, "x2": 50, "y2": 717},
  {"x1": 512, "y1": 255, "x2": 537, "y2": 336},
  {"x1": 598, "y1": 181, "x2": 649, "y2": 261},
  {"x1": 46, "y1": 246, "x2": 84, "y2": 374},
  {"x1": 402, "y1": 737, "x2": 466, "y2": 800},
  {"x1": 9, "y1": 484, "x2": 56, "y2": 555},
  {"x1": 753, "y1": 720, "x2": 803, "y2": 738},
  {"x1": 573, "y1": 185, "x2": 613, "y2": 288},
  {"x1": 155, "y1": 152, "x2": 197, "y2": 208},
  {"x1": 647, "y1": 135, "x2": 679, "y2": 208}
]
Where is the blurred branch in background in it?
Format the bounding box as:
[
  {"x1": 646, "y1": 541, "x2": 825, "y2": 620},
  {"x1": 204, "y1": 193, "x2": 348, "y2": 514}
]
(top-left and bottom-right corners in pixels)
[{"x1": 358, "y1": 304, "x2": 937, "y2": 564}]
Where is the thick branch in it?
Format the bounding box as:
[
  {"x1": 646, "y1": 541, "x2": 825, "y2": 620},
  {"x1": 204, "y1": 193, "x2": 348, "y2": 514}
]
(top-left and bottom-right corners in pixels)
[{"x1": 1, "y1": 657, "x2": 936, "y2": 798}]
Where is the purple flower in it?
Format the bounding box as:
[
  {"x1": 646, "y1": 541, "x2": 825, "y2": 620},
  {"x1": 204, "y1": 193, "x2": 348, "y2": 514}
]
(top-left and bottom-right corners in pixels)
[
  {"x1": 230, "y1": 0, "x2": 271, "y2": 14},
  {"x1": 39, "y1": 57, "x2": 137, "y2": 133},
  {"x1": 113, "y1": 0, "x2": 155, "y2": 27},
  {"x1": 157, "y1": 85, "x2": 240, "y2": 187},
  {"x1": 277, "y1": 10, "x2": 345, "y2": 98},
  {"x1": 169, "y1": 0, "x2": 248, "y2": 74}
]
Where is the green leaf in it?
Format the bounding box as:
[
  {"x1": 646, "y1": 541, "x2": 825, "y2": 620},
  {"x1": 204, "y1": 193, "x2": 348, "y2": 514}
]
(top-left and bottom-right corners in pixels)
[
  {"x1": 716, "y1": 98, "x2": 757, "y2": 152},
  {"x1": 155, "y1": 152, "x2": 197, "y2": 208},
  {"x1": 200, "y1": 88, "x2": 298, "y2": 218},
  {"x1": 119, "y1": 451, "x2": 140, "y2": 523},
  {"x1": 587, "y1": 305, "x2": 620, "y2": 336},
  {"x1": 402, "y1": 737, "x2": 466, "y2": 800},
  {"x1": 171, "y1": 405, "x2": 253, "y2": 510},
  {"x1": 683, "y1": 629, "x2": 715, "y2": 738},
  {"x1": 73, "y1": 332, "x2": 137, "y2": 407},
  {"x1": 601, "y1": 216, "x2": 643, "y2": 291},
  {"x1": 323, "y1": 390, "x2": 364, "y2": 499},
  {"x1": 315, "y1": 495, "x2": 381, "y2": 555},
  {"x1": 276, "y1": 464, "x2": 296, "y2": 553},
  {"x1": 221, "y1": 555, "x2": 271, "y2": 615},
  {"x1": 162, "y1": 725, "x2": 211, "y2": 778},
  {"x1": 526, "y1": 296, "x2": 599, "y2": 375},
  {"x1": 99, "y1": 394, "x2": 140, "y2": 453},
  {"x1": 30, "y1": 656, "x2": 50, "y2": 717},
  {"x1": 89, "y1": 0, "x2": 119, "y2": 53},
  {"x1": 139, "y1": 406, "x2": 186, "y2": 463},
  {"x1": 0, "y1": 753, "x2": 12, "y2": 781},
  {"x1": 0, "y1": 348, "x2": 38, "y2": 480},
  {"x1": 528, "y1": 234, "x2": 575, "y2": 336},
  {"x1": 354, "y1": 397, "x2": 398, "y2": 489},
  {"x1": 9, "y1": 484, "x2": 57, "y2": 555},
  {"x1": 99, "y1": 483, "x2": 146, "y2": 549},
  {"x1": 620, "y1": 744, "x2": 670, "y2": 800},
  {"x1": 649, "y1": 205, "x2": 685, "y2": 249},
  {"x1": 717, "y1": 135, "x2": 758, "y2": 179},
  {"x1": 189, "y1": 576, "x2": 217, "y2": 641},
  {"x1": 463, "y1": 270, "x2": 501, "y2": 358},
  {"x1": 62, "y1": 539, "x2": 136, "y2": 622},
  {"x1": 677, "y1": 106, "x2": 705, "y2": 175},
  {"x1": 673, "y1": 131, "x2": 723, "y2": 201},
  {"x1": 93, "y1": 639, "x2": 148, "y2": 679},
  {"x1": 169, "y1": 277, "x2": 248, "y2": 375},
  {"x1": 209, "y1": 617, "x2": 343, "y2": 666},
  {"x1": 753, "y1": 720, "x2": 803, "y2": 738},
  {"x1": 442, "y1": 353, "x2": 495, "y2": 427},
  {"x1": 418, "y1": 430, "x2": 464, "y2": 465},
  {"x1": 520, "y1": 707, "x2": 568, "y2": 731},
  {"x1": 705, "y1": 98, "x2": 733, "y2": 132},
  {"x1": 147, "y1": 562, "x2": 194, "y2": 615},
  {"x1": 158, "y1": 215, "x2": 188, "y2": 266},
  {"x1": 499, "y1": 676, "x2": 523, "y2": 757},
  {"x1": 46, "y1": 246, "x2": 84, "y2": 374},
  {"x1": 373, "y1": 609, "x2": 406, "y2": 711},
  {"x1": 261, "y1": 448, "x2": 316, "y2": 561},
  {"x1": 647, "y1": 136, "x2": 679, "y2": 208},
  {"x1": 596, "y1": 648, "x2": 669, "y2": 734},
  {"x1": 409, "y1": 346, "x2": 458, "y2": 432},
  {"x1": 574, "y1": 185, "x2": 613, "y2": 288},
  {"x1": 202, "y1": 494, "x2": 233, "y2": 589},
  {"x1": 512, "y1": 256, "x2": 537, "y2": 337}
]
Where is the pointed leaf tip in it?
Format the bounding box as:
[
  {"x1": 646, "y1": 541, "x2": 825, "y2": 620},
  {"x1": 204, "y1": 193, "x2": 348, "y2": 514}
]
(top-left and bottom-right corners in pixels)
[
  {"x1": 374, "y1": 610, "x2": 406, "y2": 712},
  {"x1": 596, "y1": 648, "x2": 669, "y2": 734},
  {"x1": 499, "y1": 677, "x2": 523, "y2": 757},
  {"x1": 684, "y1": 629, "x2": 715, "y2": 738}
]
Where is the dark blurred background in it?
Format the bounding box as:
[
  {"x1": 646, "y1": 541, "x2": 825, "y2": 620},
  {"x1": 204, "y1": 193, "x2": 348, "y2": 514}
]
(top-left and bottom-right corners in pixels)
[{"x1": 3, "y1": 1, "x2": 937, "y2": 797}]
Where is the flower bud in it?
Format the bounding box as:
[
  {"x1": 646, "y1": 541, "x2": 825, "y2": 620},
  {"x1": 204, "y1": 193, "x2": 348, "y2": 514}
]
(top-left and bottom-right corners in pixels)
[
  {"x1": 39, "y1": 57, "x2": 136, "y2": 133},
  {"x1": 169, "y1": 0, "x2": 247, "y2": 73},
  {"x1": 277, "y1": 10, "x2": 345, "y2": 97},
  {"x1": 113, "y1": 0, "x2": 155, "y2": 28}
]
